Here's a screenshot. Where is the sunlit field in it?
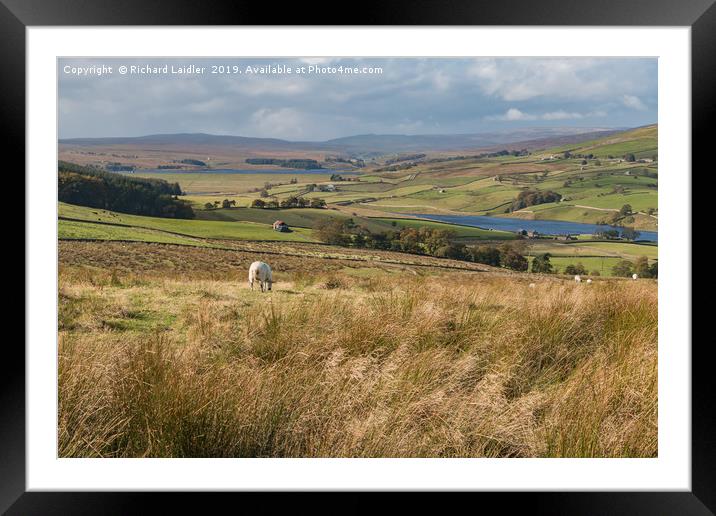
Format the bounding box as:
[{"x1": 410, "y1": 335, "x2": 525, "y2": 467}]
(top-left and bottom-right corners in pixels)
[{"x1": 58, "y1": 241, "x2": 657, "y2": 458}]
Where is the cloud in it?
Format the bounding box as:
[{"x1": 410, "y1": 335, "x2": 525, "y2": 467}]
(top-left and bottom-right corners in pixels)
[
  {"x1": 541, "y1": 109, "x2": 607, "y2": 120},
  {"x1": 58, "y1": 57, "x2": 657, "y2": 139},
  {"x1": 621, "y1": 94, "x2": 647, "y2": 111},
  {"x1": 486, "y1": 108, "x2": 606, "y2": 122},
  {"x1": 250, "y1": 107, "x2": 308, "y2": 139},
  {"x1": 186, "y1": 98, "x2": 228, "y2": 114},
  {"x1": 487, "y1": 108, "x2": 536, "y2": 121},
  {"x1": 469, "y1": 58, "x2": 647, "y2": 102}
]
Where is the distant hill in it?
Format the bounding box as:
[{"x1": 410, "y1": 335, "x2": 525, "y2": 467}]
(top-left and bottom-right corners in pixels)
[
  {"x1": 545, "y1": 124, "x2": 657, "y2": 159},
  {"x1": 59, "y1": 126, "x2": 625, "y2": 156}
]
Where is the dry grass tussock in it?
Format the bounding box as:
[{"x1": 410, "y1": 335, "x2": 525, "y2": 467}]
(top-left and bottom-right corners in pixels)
[{"x1": 59, "y1": 258, "x2": 657, "y2": 458}]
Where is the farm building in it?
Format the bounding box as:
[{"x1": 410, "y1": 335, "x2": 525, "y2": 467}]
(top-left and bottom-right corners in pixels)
[{"x1": 272, "y1": 220, "x2": 289, "y2": 232}]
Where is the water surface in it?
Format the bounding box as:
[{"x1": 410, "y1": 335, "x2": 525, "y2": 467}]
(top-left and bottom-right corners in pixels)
[{"x1": 410, "y1": 213, "x2": 658, "y2": 242}]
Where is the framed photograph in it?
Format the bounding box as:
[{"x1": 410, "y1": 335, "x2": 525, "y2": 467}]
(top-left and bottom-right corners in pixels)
[{"x1": 8, "y1": 0, "x2": 712, "y2": 511}]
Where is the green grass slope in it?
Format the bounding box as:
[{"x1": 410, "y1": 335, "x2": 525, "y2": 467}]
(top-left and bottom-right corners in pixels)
[{"x1": 59, "y1": 203, "x2": 316, "y2": 243}]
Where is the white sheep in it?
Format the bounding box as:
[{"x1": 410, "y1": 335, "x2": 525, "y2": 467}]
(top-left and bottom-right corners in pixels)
[
  {"x1": 529, "y1": 283, "x2": 536, "y2": 289},
  {"x1": 632, "y1": 273, "x2": 639, "y2": 280},
  {"x1": 586, "y1": 278, "x2": 592, "y2": 284},
  {"x1": 248, "y1": 261, "x2": 273, "y2": 292},
  {"x1": 574, "y1": 275, "x2": 582, "y2": 283}
]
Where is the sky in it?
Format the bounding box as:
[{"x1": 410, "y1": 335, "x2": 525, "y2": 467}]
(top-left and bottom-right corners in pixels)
[{"x1": 58, "y1": 57, "x2": 657, "y2": 141}]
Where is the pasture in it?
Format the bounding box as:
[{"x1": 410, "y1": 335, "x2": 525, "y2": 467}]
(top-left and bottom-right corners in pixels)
[
  {"x1": 58, "y1": 240, "x2": 657, "y2": 458},
  {"x1": 105, "y1": 126, "x2": 658, "y2": 234},
  {"x1": 59, "y1": 203, "x2": 316, "y2": 243}
]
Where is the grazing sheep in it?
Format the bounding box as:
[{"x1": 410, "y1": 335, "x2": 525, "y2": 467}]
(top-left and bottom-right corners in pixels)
[
  {"x1": 586, "y1": 278, "x2": 592, "y2": 284},
  {"x1": 574, "y1": 275, "x2": 582, "y2": 283},
  {"x1": 632, "y1": 273, "x2": 639, "y2": 280},
  {"x1": 248, "y1": 261, "x2": 273, "y2": 292},
  {"x1": 529, "y1": 283, "x2": 536, "y2": 289}
]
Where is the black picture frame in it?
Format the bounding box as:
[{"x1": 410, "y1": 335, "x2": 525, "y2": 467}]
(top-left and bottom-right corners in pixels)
[{"x1": 7, "y1": 0, "x2": 711, "y2": 512}]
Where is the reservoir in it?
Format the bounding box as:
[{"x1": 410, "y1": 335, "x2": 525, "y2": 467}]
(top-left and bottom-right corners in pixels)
[{"x1": 410, "y1": 213, "x2": 658, "y2": 242}]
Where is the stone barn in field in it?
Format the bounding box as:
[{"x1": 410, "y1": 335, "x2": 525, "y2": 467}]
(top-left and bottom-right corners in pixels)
[{"x1": 273, "y1": 220, "x2": 289, "y2": 232}]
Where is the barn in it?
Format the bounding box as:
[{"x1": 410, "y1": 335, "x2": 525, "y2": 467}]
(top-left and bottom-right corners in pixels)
[{"x1": 273, "y1": 220, "x2": 289, "y2": 232}]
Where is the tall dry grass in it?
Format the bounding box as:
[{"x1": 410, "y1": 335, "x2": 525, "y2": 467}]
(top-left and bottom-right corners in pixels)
[{"x1": 58, "y1": 269, "x2": 657, "y2": 457}]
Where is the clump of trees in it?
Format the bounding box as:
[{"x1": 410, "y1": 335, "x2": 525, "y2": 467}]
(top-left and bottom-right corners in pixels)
[
  {"x1": 312, "y1": 220, "x2": 530, "y2": 271},
  {"x1": 564, "y1": 263, "x2": 587, "y2": 276},
  {"x1": 245, "y1": 158, "x2": 322, "y2": 169},
  {"x1": 180, "y1": 159, "x2": 207, "y2": 167},
  {"x1": 621, "y1": 227, "x2": 641, "y2": 241},
  {"x1": 510, "y1": 189, "x2": 562, "y2": 211},
  {"x1": 58, "y1": 161, "x2": 194, "y2": 219},
  {"x1": 250, "y1": 196, "x2": 326, "y2": 209},
  {"x1": 531, "y1": 253, "x2": 553, "y2": 273},
  {"x1": 594, "y1": 229, "x2": 619, "y2": 240},
  {"x1": 250, "y1": 199, "x2": 279, "y2": 209},
  {"x1": 385, "y1": 153, "x2": 426, "y2": 165},
  {"x1": 612, "y1": 256, "x2": 658, "y2": 278}
]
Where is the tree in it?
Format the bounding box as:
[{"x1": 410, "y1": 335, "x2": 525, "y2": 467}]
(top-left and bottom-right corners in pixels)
[
  {"x1": 260, "y1": 189, "x2": 270, "y2": 198},
  {"x1": 634, "y1": 256, "x2": 651, "y2": 278},
  {"x1": 421, "y1": 229, "x2": 453, "y2": 256},
  {"x1": 366, "y1": 232, "x2": 391, "y2": 250},
  {"x1": 648, "y1": 261, "x2": 658, "y2": 278},
  {"x1": 222, "y1": 199, "x2": 232, "y2": 209},
  {"x1": 313, "y1": 219, "x2": 349, "y2": 245},
  {"x1": 467, "y1": 245, "x2": 501, "y2": 267},
  {"x1": 204, "y1": 202, "x2": 214, "y2": 210},
  {"x1": 251, "y1": 199, "x2": 266, "y2": 208},
  {"x1": 531, "y1": 253, "x2": 553, "y2": 273},
  {"x1": 612, "y1": 259, "x2": 635, "y2": 277},
  {"x1": 624, "y1": 153, "x2": 636, "y2": 162},
  {"x1": 621, "y1": 227, "x2": 640, "y2": 241},
  {"x1": 398, "y1": 228, "x2": 421, "y2": 254},
  {"x1": 310, "y1": 198, "x2": 327, "y2": 209},
  {"x1": 434, "y1": 243, "x2": 467, "y2": 260},
  {"x1": 57, "y1": 161, "x2": 194, "y2": 220},
  {"x1": 280, "y1": 195, "x2": 299, "y2": 208},
  {"x1": 620, "y1": 204, "x2": 632, "y2": 216},
  {"x1": 500, "y1": 247, "x2": 528, "y2": 271},
  {"x1": 510, "y1": 189, "x2": 562, "y2": 211},
  {"x1": 564, "y1": 263, "x2": 587, "y2": 275}
]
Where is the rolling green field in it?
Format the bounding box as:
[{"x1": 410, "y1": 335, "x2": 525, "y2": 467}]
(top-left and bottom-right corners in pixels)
[
  {"x1": 59, "y1": 203, "x2": 316, "y2": 243},
  {"x1": 66, "y1": 125, "x2": 657, "y2": 276},
  {"x1": 118, "y1": 125, "x2": 658, "y2": 235},
  {"x1": 58, "y1": 219, "x2": 218, "y2": 248},
  {"x1": 529, "y1": 255, "x2": 624, "y2": 276}
]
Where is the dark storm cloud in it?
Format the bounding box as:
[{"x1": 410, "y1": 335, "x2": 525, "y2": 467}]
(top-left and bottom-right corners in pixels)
[{"x1": 58, "y1": 57, "x2": 657, "y2": 140}]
